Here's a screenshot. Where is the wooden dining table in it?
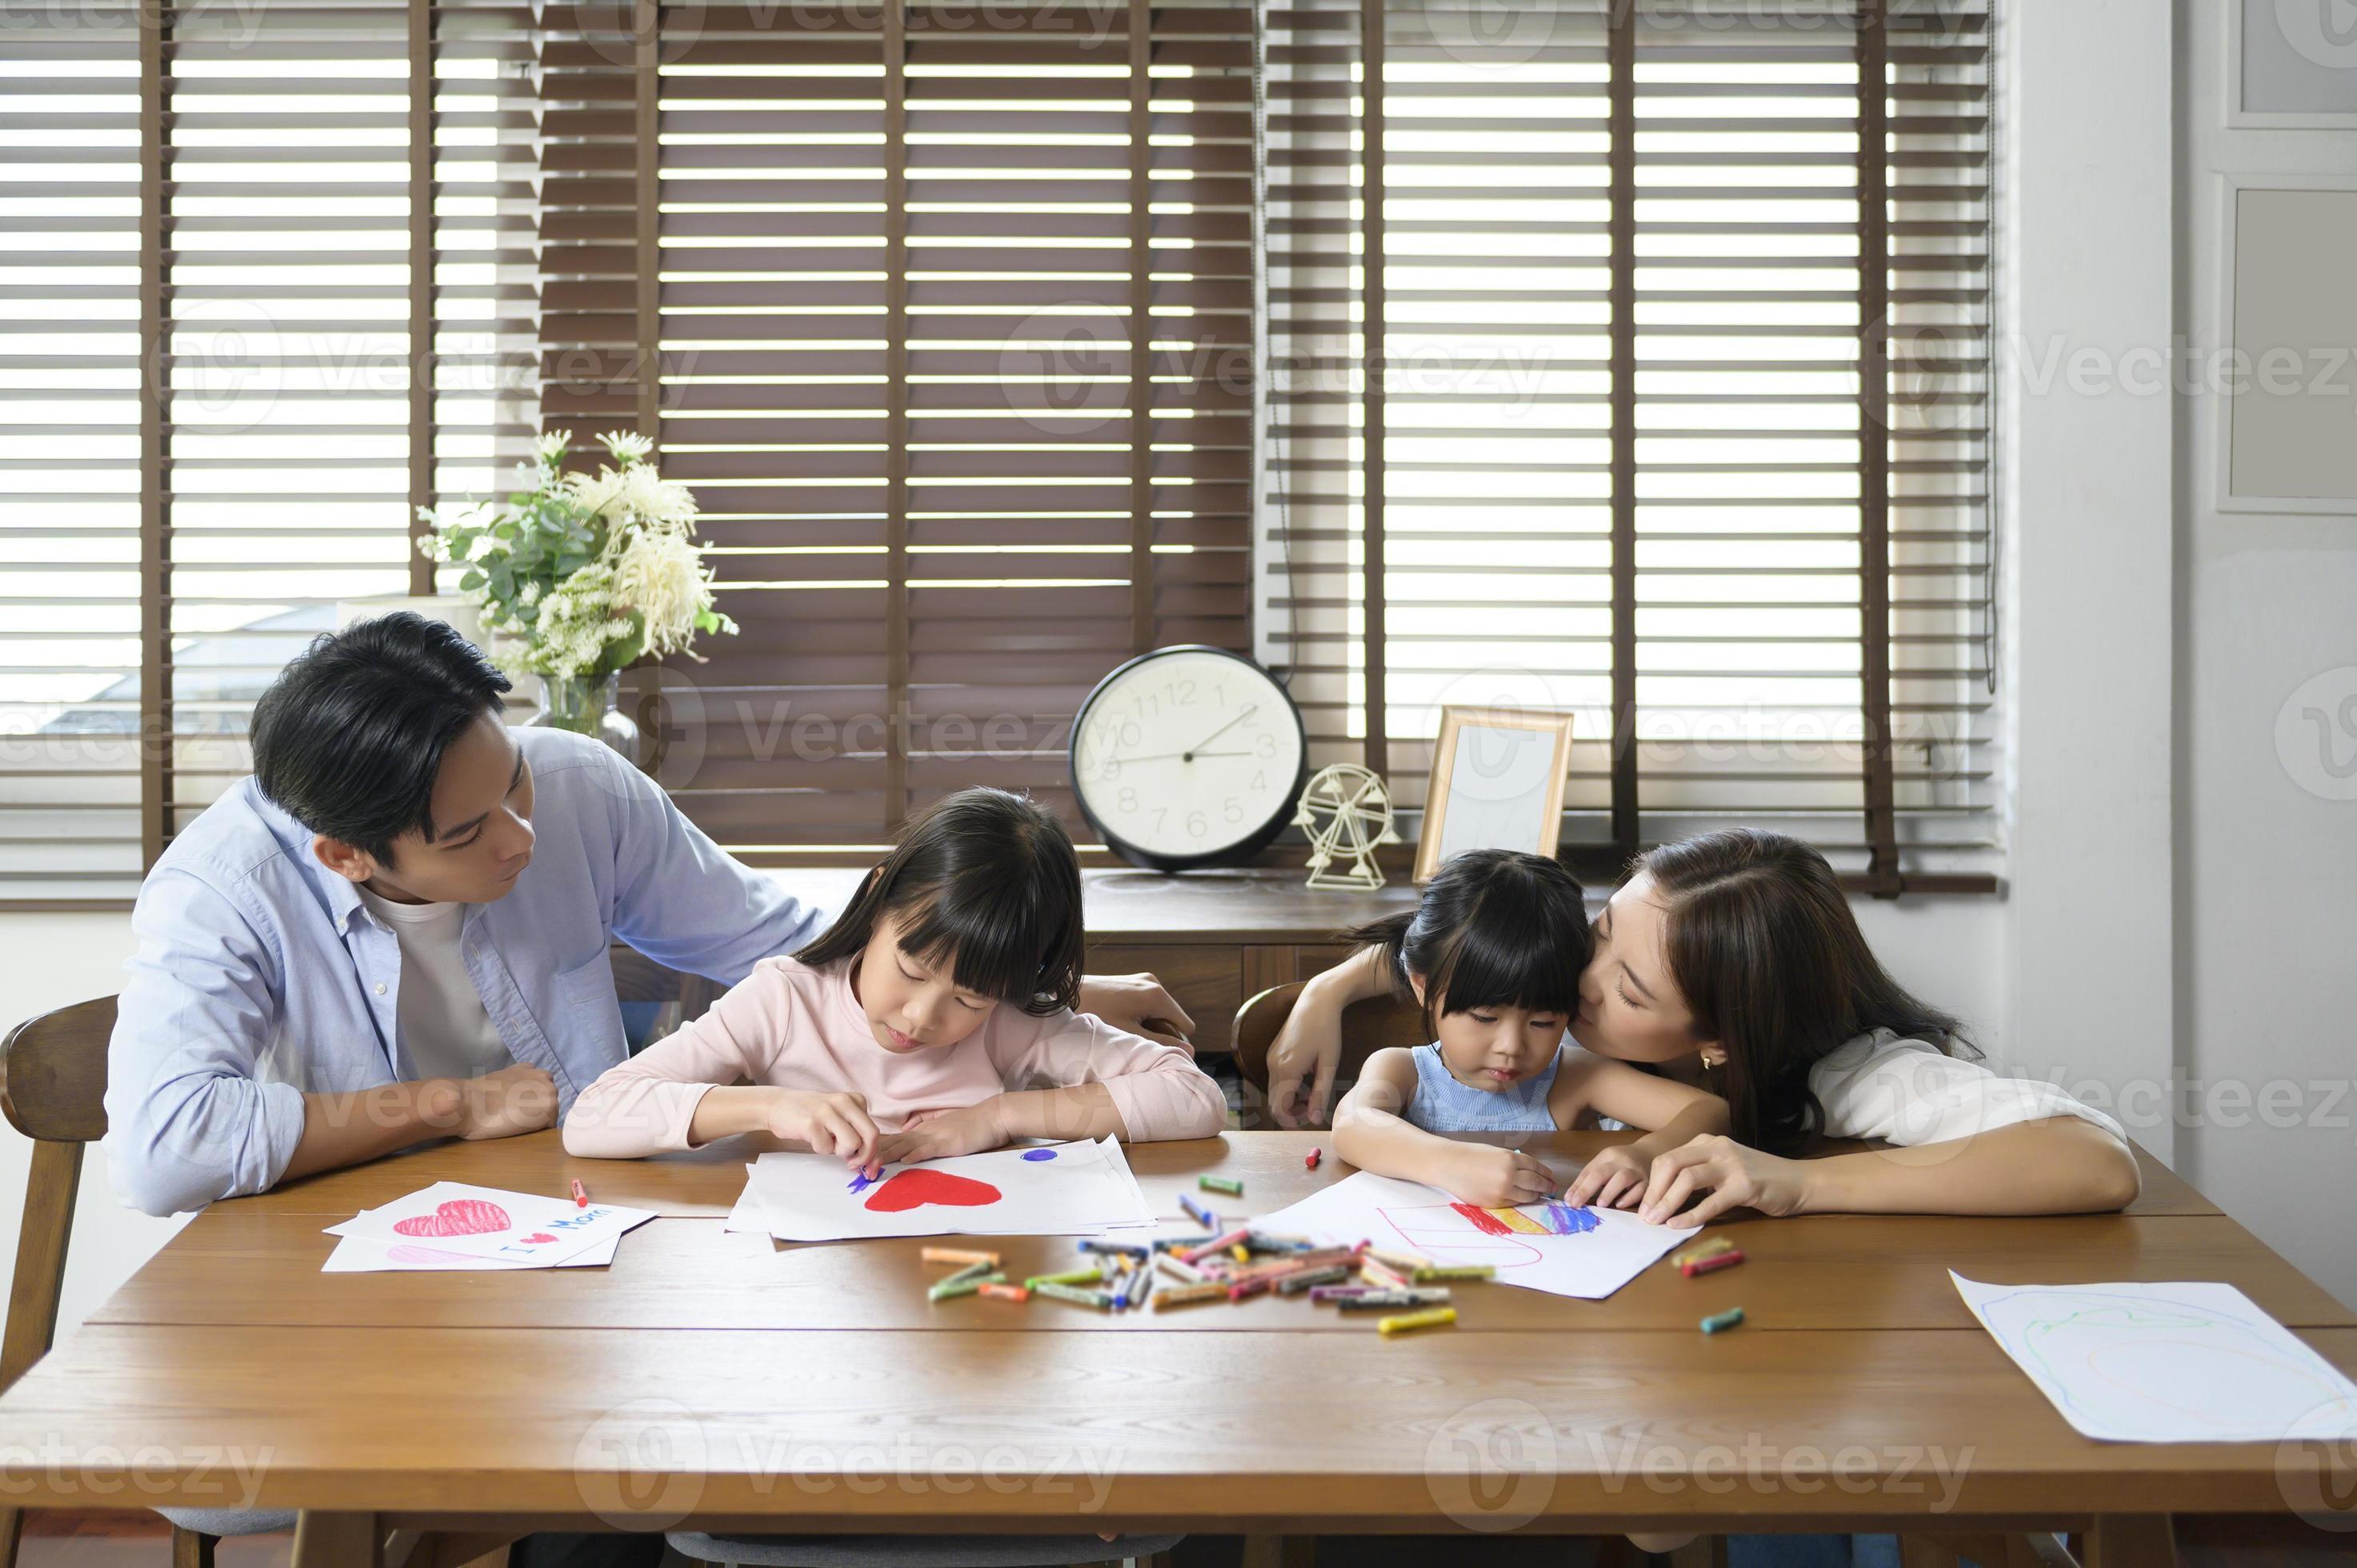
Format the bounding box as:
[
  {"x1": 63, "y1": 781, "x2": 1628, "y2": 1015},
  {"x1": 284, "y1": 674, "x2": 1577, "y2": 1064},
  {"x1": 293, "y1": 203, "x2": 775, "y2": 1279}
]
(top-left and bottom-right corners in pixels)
[{"x1": 0, "y1": 1128, "x2": 2348, "y2": 1566}]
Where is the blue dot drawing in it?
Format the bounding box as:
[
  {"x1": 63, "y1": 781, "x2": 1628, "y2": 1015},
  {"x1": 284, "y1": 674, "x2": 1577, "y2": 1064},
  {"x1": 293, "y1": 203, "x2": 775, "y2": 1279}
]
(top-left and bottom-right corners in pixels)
[{"x1": 1022, "y1": 1149, "x2": 1058, "y2": 1162}]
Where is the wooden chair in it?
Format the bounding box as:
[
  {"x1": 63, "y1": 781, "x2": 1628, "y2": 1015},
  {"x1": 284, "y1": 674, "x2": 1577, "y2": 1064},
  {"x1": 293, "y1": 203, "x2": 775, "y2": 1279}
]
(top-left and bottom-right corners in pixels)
[
  {"x1": 1231, "y1": 982, "x2": 1429, "y2": 1130},
  {"x1": 0, "y1": 998, "x2": 514, "y2": 1568}
]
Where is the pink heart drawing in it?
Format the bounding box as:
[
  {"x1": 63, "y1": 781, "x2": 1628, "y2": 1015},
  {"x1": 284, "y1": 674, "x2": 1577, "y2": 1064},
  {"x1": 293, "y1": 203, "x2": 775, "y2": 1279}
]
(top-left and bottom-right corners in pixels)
[
  {"x1": 524, "y1": 1232, "x2": 558, "y2": 1244},
  {"x1": 393, "y1": 1198, "x2": 512, "y2": 1238}
]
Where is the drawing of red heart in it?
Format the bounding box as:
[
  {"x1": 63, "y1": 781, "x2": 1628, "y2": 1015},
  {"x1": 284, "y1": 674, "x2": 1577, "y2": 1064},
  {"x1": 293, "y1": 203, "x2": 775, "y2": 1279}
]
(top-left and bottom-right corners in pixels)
[
  {"x1": 525, "y1": 1233, "x2": 558, "y2": 1244},
  {"x1": 392, "y1": 1198, "x2": 511, "y2": 1238},
  {"x1": 862, "y1": 1170, "x2": 1002, "y2": 1212}
]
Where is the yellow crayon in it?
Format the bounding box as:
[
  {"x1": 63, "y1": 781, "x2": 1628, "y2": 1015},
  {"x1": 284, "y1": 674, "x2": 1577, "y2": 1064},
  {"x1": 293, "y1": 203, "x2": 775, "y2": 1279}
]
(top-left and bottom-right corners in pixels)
[
  {"x1": 1026, "y1": 1266, "x2": 1107, "y2": 1289},
  {"x1": 1378, "y1": 1306, "x2": 1458, "y2": 1337},
  {"x1": 1153, "y1": 1280, "x2": 1237, "y2": 1310},
  {"x1": 921, "y1": 1246, "x2": 1001, "y2": 1267},
  {"x1": 1413, "y1": 1265, "x2": 1495, "y2": 1283},
  {"x1": 1671, "y1": 1236, "x2": 1737, "y2": 1270}
]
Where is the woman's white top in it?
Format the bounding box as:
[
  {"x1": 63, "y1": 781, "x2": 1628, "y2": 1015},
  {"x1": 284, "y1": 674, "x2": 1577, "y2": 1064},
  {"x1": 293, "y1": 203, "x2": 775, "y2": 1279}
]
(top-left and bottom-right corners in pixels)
[{"x1": 1809, "y1": 1028, "x2": 2127, "y2": 1146}]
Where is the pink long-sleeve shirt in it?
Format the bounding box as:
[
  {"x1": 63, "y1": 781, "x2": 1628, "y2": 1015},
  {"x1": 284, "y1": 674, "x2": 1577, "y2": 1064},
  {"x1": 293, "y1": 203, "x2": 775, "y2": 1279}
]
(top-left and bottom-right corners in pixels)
[{"x1": 562, "y1": 954, "x2": 1227, "y2": 1156}]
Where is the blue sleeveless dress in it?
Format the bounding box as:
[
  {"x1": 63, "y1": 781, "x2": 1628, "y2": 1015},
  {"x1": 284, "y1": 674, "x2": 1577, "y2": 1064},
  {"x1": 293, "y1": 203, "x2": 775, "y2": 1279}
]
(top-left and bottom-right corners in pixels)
[{"x1": 1403, "y1": 1042, "x2": 1564, "y2": 1132}]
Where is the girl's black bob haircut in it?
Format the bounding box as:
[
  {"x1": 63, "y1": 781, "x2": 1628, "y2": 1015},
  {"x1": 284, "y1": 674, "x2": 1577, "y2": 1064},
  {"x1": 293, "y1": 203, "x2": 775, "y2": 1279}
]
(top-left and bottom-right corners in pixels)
[
  {"x1": 794, "y1": 787, "x2": 1084, "y2": 1017},
  {"x1": 1347, "y1": 848, "x2": 1592, "y2": 1038}
]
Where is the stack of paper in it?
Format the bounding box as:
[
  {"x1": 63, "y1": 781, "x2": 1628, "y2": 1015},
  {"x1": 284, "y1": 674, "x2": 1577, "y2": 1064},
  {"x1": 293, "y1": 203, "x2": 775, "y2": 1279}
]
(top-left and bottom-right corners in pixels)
[
  {"x1": 321, "y1": 1181, "x2": 655, "y2": 1273},
  {"x1": 730, "y1": 1138, "x2": 1158, "y2": 1243},
  {"x1": 1251, "y1": 1169, "x2": 1684, "y2": 1301}
]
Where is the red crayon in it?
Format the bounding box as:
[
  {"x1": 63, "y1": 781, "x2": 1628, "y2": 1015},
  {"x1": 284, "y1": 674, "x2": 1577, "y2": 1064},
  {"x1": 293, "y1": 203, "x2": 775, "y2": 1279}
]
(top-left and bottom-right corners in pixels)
[
  {"x1": 1306, "y1": 1146, "x2": 1323, "y2": 1170},
  {"x1": 1680, "y1": 1247, "x2": 1746, "y2": 1278},
  {"x1": 570, "y1": 1178, "x2": 588, "y2": 1208}
]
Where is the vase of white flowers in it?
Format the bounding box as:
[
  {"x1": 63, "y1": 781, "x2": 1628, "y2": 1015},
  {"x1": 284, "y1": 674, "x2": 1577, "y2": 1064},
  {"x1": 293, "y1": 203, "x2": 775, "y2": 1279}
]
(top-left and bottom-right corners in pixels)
[{"x1": 418, "y1": 430, "x2": 738, "y2": 761}]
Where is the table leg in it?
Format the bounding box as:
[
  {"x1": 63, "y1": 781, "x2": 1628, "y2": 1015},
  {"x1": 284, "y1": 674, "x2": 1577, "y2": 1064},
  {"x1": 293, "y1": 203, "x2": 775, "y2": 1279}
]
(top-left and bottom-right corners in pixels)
[
  {"x1": 293, "y1": 1510, "x2": 383, "y2": 1568},
  {"x1": 2082, "y1": 1514, "x2": 2175, "y2": 1568}
]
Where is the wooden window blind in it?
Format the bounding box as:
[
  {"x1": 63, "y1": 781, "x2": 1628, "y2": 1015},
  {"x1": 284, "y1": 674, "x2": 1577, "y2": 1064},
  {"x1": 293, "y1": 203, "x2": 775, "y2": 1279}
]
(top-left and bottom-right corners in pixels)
[
  {"x1": 0, "y1": 0, "x2": 541, "y2": 907},
  {"x1": 536, "y1": 0, "x2": 1259, "y2": 861},
  {"x1": 1260, "y1": 0, "x2": 1998, "y2": 894}
]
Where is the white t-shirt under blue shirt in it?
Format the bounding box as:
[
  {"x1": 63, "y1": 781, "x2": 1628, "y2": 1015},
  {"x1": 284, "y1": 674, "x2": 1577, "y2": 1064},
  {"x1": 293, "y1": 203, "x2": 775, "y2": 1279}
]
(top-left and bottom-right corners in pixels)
[{"x1": 354, "y1": 885, "x2": 514, "y2": 1085}]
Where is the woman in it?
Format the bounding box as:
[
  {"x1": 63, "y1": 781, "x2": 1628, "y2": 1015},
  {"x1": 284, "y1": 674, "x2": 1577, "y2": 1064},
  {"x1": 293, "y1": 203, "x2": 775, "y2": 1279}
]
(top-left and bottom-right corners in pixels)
[{"x1": 1266, "y1": 828, "x2": 2139, "y2": 1222}]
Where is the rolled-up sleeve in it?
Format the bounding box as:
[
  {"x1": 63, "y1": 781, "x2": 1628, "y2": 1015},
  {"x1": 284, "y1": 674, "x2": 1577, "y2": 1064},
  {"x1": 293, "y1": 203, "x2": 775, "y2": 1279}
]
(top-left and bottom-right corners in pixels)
[
  {"x1": 104, "y1": 869, "x2": 306, "y2": 1216},
  {"x1": 993, "y1": 1010, "x2": 1227, "y2": 1142},
  {"x1": 1812, "y1": 1036, "x2": 2128, "y2": 1149}
]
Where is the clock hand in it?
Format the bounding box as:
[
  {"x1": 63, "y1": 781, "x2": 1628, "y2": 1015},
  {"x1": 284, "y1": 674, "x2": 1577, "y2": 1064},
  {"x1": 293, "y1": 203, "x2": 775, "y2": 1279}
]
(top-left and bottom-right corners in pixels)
[
  {"x1": 1108, "y1": 750, "x2": 1251, "y2": 766},
  {"x1": 1175, "y1": 703, "x2": 1259, "y2": 762}
]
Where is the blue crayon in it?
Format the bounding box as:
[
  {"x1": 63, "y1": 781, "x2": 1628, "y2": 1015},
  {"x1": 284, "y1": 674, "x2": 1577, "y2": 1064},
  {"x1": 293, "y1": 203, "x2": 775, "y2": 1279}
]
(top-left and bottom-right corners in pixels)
[{"x1": 1179, "y1": 1192, "x2": 1219, "y2": 1230}]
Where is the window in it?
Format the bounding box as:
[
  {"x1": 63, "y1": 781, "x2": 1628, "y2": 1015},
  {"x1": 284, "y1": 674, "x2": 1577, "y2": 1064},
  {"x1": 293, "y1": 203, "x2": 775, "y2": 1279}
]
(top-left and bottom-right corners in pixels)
[
  {"x1": 1259, "y1": 0, "x2": 1997, "y2": 893},
  {"x1": 538, "y1": 0, "x2": 1258, "y2": 858}
]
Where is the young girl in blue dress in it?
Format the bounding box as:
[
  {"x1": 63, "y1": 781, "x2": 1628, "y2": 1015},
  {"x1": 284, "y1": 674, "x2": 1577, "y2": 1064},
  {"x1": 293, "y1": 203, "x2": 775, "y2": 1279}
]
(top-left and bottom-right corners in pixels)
[{"x1": 1328, "y1": 848, "x2": 1727, "y2": 1206}]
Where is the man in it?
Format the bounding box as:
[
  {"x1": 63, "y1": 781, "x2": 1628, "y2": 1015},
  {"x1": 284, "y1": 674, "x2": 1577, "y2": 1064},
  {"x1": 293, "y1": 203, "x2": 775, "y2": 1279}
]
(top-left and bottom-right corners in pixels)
[{"x1": 106, "y1": 611, "x2": 1195, "y2": 1214}]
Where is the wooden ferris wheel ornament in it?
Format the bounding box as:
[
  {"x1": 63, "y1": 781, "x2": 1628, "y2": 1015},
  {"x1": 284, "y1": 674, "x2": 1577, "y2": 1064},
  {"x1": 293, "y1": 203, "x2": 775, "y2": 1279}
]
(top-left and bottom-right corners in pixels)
[{"x1": 1291, "y1": 763, "x2": 1402, "y2": 892}]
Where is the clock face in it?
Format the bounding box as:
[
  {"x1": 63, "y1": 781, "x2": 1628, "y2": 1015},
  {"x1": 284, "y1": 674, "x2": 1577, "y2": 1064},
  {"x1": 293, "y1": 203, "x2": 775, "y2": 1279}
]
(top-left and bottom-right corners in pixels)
[{"x1": 1070, "y1": 646, "x2": 1307, "y2": 870}]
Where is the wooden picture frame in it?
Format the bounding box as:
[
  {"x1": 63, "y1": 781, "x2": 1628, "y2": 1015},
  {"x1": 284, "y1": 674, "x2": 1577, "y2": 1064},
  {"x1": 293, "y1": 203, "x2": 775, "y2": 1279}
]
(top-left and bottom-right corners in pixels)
[{"x1": 1413, "y1": 706, "x2": 1577, "y2": 883}]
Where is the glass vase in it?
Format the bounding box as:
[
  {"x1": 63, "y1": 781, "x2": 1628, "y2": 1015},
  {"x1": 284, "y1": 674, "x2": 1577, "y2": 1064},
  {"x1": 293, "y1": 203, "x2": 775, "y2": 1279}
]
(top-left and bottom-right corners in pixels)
[{"x1": 529, "y1": 671, "x2": 642, "y2": 766}]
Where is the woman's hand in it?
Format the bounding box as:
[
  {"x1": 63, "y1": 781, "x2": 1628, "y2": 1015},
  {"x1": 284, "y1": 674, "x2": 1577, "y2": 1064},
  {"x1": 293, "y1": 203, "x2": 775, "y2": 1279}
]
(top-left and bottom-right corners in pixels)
[
  {"x1": 1562, "y1": 1143, "x2": 1651, "y2": 1210},
  {"x1": 1266, "y1": 987, "x2": 1345, "y2": 1128},
  {"x1": 1635, "y1": 1134, "x2": 1811, "y2": 1227},
  {"x1": 1439, "y1": 1144, "x2": 1559, "y2": 1209},
  {"x1": 1077, "y1": 972, "x2": 1196, "y2": 1054},
  {"x1": 764, "y1": 1089, "x2": 879, "y2": 1170},
  {"x1": 873, "y1": 1101, "x2": 1011, "y2": 1167}
]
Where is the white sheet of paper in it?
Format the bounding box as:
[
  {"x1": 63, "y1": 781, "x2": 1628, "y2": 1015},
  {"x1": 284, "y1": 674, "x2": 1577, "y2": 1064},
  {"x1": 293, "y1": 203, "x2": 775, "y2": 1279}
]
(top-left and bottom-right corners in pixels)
[
  {"x1": 745, "y1": 1138, "x2": 1156, "y2": 1242},
  {"x1": 722, "y1": 1164, "x2": 767, "y2": 1234},
  {"x1": 320, "y1": 1234, "x2": 619, "y2": 1272},
  {"x1": 1251, "y1": 1170, "x2": 1684, "y2": 1300},
  {"x1": 326, "y1": 1181, "x2": 654, "y2": 1266},
  {"x1": 1952, "y1": 1274, "x2": 2357, "y2": 1443}
]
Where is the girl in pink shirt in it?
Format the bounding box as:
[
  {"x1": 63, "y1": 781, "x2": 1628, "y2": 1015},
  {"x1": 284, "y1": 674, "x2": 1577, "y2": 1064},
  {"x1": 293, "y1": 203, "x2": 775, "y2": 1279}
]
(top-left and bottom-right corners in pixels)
[{"x1": 562, "y1": 788, "x2": 1226, "y2": 1170}]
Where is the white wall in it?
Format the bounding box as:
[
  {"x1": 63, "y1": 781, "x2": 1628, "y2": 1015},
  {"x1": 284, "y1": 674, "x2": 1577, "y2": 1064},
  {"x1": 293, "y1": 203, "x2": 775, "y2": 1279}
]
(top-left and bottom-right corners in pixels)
[
  {"x1": 0, "y1": 912, "x2": 188, "y2": 1341},
  {"x1": 2174, "y1": 0, "x2": 2357, "y2": 1309}
]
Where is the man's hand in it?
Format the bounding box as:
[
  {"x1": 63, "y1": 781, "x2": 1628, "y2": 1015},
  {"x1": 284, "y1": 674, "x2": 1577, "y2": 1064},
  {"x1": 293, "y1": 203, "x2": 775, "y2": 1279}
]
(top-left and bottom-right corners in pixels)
[
  {"x1": 454, "y1": 1062, "x2": 558, "y2": 1142},
  {"x1": 1077, "y1": 971, "x2": 1195, "y2": 1054}
]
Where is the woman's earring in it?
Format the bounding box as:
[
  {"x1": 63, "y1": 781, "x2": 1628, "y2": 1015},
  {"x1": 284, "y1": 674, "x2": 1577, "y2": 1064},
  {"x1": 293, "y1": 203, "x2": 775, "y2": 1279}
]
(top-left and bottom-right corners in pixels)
[{"x1": 1701, "y1": 1048, "x2": 1727, "y2": 1071}]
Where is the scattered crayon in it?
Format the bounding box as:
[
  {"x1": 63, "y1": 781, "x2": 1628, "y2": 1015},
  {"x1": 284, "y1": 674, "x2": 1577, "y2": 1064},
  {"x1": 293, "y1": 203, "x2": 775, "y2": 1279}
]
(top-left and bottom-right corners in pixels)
[
  {"x1": 1275, "y1": 1264, "x2": 1354, "y2": 1295},
  {"x1": 1670, "y1": 1236, "x2": 1737, "y2": 1270},
  {"x1": 1700, "y1": 1307, "x2": 1746, "y2": 1334},
  {"x1": 1230, "y1": 1244, "x2": 1251, "y2": 1264},
  {"x1": 1360, "y1": 1258, "x2": 1407, "y2": 1290},
  {"x1": 1338, "y1": 1290, "x2": 1455, "y2": 1312},
  {"x1": 1153, "y1": 1281, "x2": 1236, "y2": 1310},
  {"x1": 1310, "y1": 1284, "x2": 1378, "y2": 1302},
  {"x1": 1306, "y1": 1146, "x2": 1323, "y2": 1170},
  {"x1": 937, "y1": 1259, "x2": 995, "y2": 1290},
  {"x1": 1227, "y1": 1274, "x2": 1277, "y2": 1302},
  {"x1": 977, "y1": 1282, "x2": 1030, "y2": 1303},
  {"x1": 1034, "y1": 1281, "x2": 1115, "y2": 1310},
  {"x1": 921, "y1": 1246, "x2": 1001, "y2": 1268},
  {"x1": 1412, "y1": 1264, "x2": 1495, "y2": 1283},
  {"x1": 1378, "y1": 1306, "x2": 1458, "y2": 1337},
  {"x1": 570, "y1": 1179, "x2": 588, "y2": 1208},
  {"x1": 1681, "y1": 1248, "x2": 1747, "y2": 1278},
  {"x1": 1154, "y1": 1252, "x2": 1206, "y2": 1286},
  {"x1": 1179, "y1": 1193, "x2": 1220, "y2": 1230},
  {"x1": 1080, "y1": 1239, "x2": 1151, "y2": 1258},
  {"x1": 1026, "y1": 1266, "x2": 1109, "y2": 1290},
  {"x1": 1199, "y1": 1174, "x2": 1244, "y2": 1196},
  {"x1": 1153, "y1": 1233, "x2": 1215, "y2": 1254},
  {"x1": 1365, "y1": 1248, "x2": 1434, "y2": 1274},
  {"x1": 928, "y1": 1270, "x2": 1005, "y2": 1302},
  {"x1": 1181, "y1": 1228, "x2": 1251, "y2": 1265}
]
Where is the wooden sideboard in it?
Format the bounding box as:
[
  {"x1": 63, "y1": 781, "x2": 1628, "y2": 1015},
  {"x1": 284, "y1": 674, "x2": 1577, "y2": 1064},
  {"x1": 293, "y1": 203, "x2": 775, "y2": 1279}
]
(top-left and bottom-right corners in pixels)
[{"x1": 756, "y1": 865, "x2": 1420, "y2": 1056}]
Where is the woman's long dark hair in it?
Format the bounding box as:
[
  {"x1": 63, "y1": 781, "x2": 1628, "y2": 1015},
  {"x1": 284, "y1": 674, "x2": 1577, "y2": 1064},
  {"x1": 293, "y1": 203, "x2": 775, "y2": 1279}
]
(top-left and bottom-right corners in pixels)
[
  {"x1": 1633, "y1": 829, "x2": 1968, "y2": 1154},
  {"x1": 794, "y1": 788, "x2": 1084, "y2": 1016},
  {"x1": 1347, "y1": 849, "x2": 1592, "y2": 1040}
]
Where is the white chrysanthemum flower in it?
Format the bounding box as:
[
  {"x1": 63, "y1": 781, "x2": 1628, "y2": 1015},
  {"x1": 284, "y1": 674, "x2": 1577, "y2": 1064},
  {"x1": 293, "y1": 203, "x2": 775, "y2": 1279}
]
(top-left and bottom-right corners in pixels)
[
  {"x1": 537, "y1": 429, "x2": 573, "y2": 464},
  {"x1": 607, "y1": 526, "x2": 723, "y2": 659},
  {"x1": 599, "y1": 430, "x2": 654, "y2": 466}
]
